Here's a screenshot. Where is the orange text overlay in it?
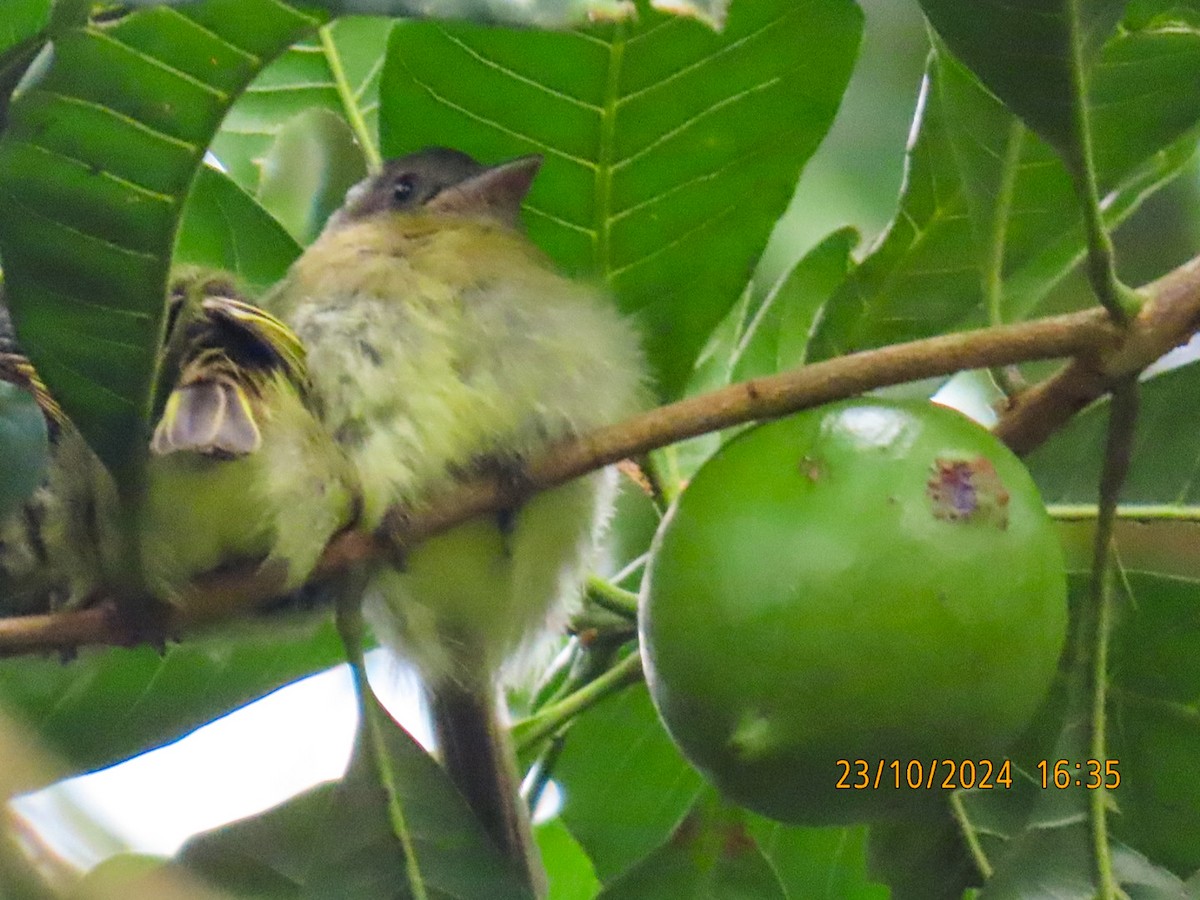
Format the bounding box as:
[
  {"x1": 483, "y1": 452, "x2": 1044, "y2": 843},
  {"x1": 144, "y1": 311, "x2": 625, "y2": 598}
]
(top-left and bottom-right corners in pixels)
[{"x1": 835, "y1": 758, "x2": 1013, "y2": 790}]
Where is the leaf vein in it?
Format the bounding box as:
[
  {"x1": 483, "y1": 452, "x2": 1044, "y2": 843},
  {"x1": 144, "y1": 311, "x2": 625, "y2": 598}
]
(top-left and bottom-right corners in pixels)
[
  {"x1": 617, "y1": 7, "x2": 799, "y2": 107},
  {"x1": 4, "y1": 139, "x2": 175, "y2": 204},
  {"x1": 7, "y1": 274, "x2": 155, "y2": 325},
  {"x1": 89, "y1": 28, "x2": 229, "y2": 102},
  {"x1": 523, "y1": 204, "x2": 595, "y2": 236},
  {"x1": 610, "y1": 144, "x2": 770, "y2": 223},
  {"x1": 434, "y1": 27, "x2": 602, "y2": 113},
  {"x1": 609, "y1": 201, "x2": 739, "y2": 280},
  {"x1": 613, "y1": 74, "x2": 784, "y2": 170},
  {"x1": 32, "y1": 90, "x2": 200, "y2": 154},
  {"x1": 623, "y1": 17, "x2": 680, "y2": 48},
  {"x1": 407, "y1": 74, "x2": 597, "y2": 170},
  {"x1": 0, "y1": 186, "x2": 162, "y2": 263},
  {"x1": 153, "y1": 6, "x2": 260, "y2": 66}
]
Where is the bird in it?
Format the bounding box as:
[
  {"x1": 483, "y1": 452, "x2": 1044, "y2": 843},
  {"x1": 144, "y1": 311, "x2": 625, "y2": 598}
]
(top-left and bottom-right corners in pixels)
[
  {"x1": 0, "y1": 271, "x2": 358, "y2": 624},
  {"x1": 141, "y1": 269, "x2": 358, "y2": 620},
  {"x1": 265, "y1": 147, "x2": 648, "y2": 892},
  {"x1": 0, "y1": 290, "x2": 118, "y2": 616}
]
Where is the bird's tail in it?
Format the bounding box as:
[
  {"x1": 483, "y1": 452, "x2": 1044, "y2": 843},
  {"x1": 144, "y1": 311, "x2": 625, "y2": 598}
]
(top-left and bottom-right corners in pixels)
[{"x1": 427, "y1": 675, "x2": 545, "y2": 896}]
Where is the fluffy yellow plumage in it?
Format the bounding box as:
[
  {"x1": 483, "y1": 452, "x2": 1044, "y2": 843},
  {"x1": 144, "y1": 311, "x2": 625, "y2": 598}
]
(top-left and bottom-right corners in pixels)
[
  {"x1": 267, "y1": 148, "x2": 647, "y2": 891},
  {"x1": 142, "y1": 275, "x2": 357, "y2": 615}
]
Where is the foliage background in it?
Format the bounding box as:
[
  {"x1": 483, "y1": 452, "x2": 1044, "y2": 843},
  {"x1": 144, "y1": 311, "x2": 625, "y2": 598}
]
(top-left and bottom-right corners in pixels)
[{"x1": 0, "y1": 0, "x2": 1198, "y2": 897}]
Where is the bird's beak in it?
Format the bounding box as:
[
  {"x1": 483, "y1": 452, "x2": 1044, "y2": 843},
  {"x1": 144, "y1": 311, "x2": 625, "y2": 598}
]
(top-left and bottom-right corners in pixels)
[{"x1": 428, "y1": 155, "x2": 544, "y2": 226}]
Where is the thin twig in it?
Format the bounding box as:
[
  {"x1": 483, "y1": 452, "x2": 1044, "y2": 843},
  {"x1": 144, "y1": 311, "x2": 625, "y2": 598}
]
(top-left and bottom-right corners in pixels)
[
  {"x1": 0, "y1": 604, "x2": 122, "y2": 657},
  {"x1": 949, "y1": 792, "x2": 993, "y2": 880},
  {"x1": 1086, "y1": 379, "x2": 1138, "y2": 900}
]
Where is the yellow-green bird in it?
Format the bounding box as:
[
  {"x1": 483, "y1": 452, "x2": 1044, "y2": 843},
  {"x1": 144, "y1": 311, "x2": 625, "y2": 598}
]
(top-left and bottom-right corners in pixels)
[
  {"x1": 0, "y1": 297, "x2": 118, "y2": 615},
  {"x1": 267, "y1": 148, "x2": 648, "y2": 890},
  {"x1": 141, "y1": 271, "x2": 358, "y2": 619},
  {"x1": 0, "y1": 272, "x2": 357, "y2": 622}
]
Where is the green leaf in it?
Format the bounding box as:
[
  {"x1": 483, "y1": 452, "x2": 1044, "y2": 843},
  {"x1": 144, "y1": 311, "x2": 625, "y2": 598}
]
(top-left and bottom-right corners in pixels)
[
  {"x1": 1111, "y1": 842, "x2": 1195, "y2": 899},
  {"x1": 211, "y1": 17, "x2": 389, "y2": 193},
  {"x1": 939, "y1": 24, "x2": 1200, "y2": 324},
  {"x1": 0, "y1": 0, "x2": 49, "y2": 57},
  {"x1": 962, "y1": 563, "x2": 1200, "y2": 889},
  {"x1": 1107, "y1": 572, "x2": 1200, "y2": 875},
  {"x1": 0, "y1": 379, "x2": 47, "y2": 521},
  {"x1": 0, "y1": 0, "x2": 326, "y2": 481},
  {"x1": 946, "y1": 568, "x2": 1097, "y2": 898},
  {"x1": 601, "y1": 477, "x2": 662, "y2": 589},
  {"x1": 257, "y1": 108, "x2": 368, "y2": 246},
  {"x1": 597, "y1": 790, "x2": 787, "y2": 899},
  {"x1": 535, "y1": 819, "x2": 602, "y2": 900},
  {"x1": 729, "y1": 227, "x2": 856, "y2": 382},
  {"x1": 1028, "y1": 361, "x2": 1200, "y2": 508},
  {"x1": 956, "y1": 762, "x2": 1048, "y2": 871},
  {"x1": 125, "y1": 0, "x2": 643, "y2": 28},
  {"x1": 918, "y1": 1, "x2": 1200, "y2": 325},
  {"x1": 178, "y1": 782, "x2": 336, "y2": 898},
  {"x1": 971, "y1": 781, "x2": 1195, "y2": 898},
  {"x1": 380, "y1": 0, "x2": 862, "y2": 398},
  {"x1": 0, "y1": 614, "x2": 346, "y2": 778},
  {"x1": 0, "y1": 0, "x2": 50, "y2": 127},
  {"x1": 178, "y1": 687, "x2": 533, "y2": 899},
  {"x1": 553, "y1": 684, "x2": 704, "y2": 881},
  {"x1": 917, "y1": 0, "x2": 1125, "y2": 164},
  {"x1": 748, "y1": 819, "x2": 887, "y2": 900},
  {"x1": 867, "y1": 816, "x2": 980, "y2": 900},
  {"x1": 803, "y1": 57, "x2": 986, "y2": 361},
  {"x1": 978, "y1": 824, "x2": 1095, "y2": 899},
  {"x1": 807, "y1": 21, "x2": 1200, "y2": 360},
  {"x1": 934, "y1": 46, "x2": 1036, "y2": 320},
  {"x1": 175, "y1": 165, "x2": 303, "y2": 293},
  {"x1": 1087, "y1": 8, "x2": 1200, "y2": 180},
  {"x1": 1035, "y1": 360, "x2": 1200, "y2": 581}
]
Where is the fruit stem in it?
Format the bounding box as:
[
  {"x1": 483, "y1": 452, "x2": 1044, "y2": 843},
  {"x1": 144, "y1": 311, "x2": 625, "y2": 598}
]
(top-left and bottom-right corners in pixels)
[
  {"x1": 511, "y1": 651, "x2": 644, "y2": 754},
  {"x1": 585, "y1": 575, "x2": 639, "y2": 620}
]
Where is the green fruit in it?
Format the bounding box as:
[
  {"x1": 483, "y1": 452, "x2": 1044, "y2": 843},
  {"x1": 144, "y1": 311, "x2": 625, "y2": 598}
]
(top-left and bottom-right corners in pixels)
[{"x1": 640, "y1": 399, "x2": 1068, "y2": 825}]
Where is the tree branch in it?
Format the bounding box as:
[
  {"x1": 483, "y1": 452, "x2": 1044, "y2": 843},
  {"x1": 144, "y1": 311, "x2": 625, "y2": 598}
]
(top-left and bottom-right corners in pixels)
[
  {"x1": 995, "y1": 254, "x2": 1200, "y2": 452},
  {"x1": 7, "y1": 247, "x2": 1200, "y2": 656}
]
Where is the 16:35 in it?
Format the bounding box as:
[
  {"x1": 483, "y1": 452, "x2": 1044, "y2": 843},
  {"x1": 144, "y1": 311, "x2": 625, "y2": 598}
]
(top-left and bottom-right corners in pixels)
[{"x1": 1037, "y1": 759, "x2": 1120, "y2": 789}]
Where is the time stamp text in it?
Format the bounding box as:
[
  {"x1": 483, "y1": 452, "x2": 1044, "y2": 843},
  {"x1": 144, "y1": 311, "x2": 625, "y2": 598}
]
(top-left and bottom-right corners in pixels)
[{"x1": 835, "y1": 758, "x2": 1121, "y2": 791}]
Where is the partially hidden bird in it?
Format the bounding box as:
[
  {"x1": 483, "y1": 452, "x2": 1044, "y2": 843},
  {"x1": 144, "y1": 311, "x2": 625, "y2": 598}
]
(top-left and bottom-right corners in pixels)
[
  {"x1": 142, "y1": 270, "x2": 358, "y2": 619},
  {"x1": 0, "y1": 271, "x2": 357, "y2": 623}
]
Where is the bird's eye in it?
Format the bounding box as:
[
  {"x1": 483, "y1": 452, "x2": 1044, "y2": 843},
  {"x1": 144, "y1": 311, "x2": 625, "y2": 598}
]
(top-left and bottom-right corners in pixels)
[{"x1": 393, "y1": 174, "x2": 417, "y2": 203}]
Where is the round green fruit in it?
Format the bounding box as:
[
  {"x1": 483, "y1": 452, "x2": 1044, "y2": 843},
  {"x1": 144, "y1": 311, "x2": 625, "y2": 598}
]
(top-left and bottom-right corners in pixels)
[{"x1": 640, "y1": 399, "x2": 1068, "y2": 825}]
